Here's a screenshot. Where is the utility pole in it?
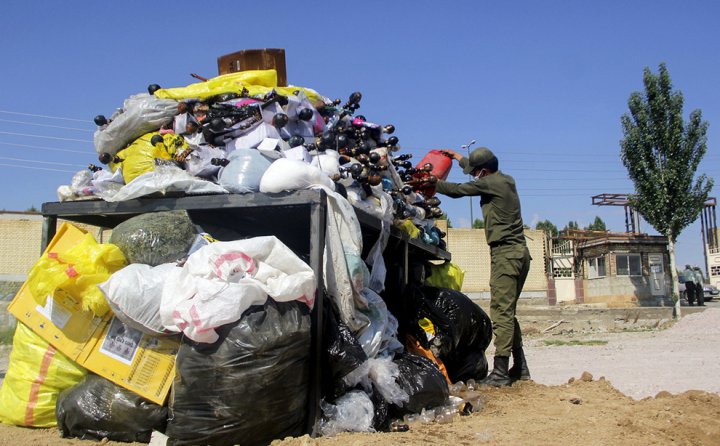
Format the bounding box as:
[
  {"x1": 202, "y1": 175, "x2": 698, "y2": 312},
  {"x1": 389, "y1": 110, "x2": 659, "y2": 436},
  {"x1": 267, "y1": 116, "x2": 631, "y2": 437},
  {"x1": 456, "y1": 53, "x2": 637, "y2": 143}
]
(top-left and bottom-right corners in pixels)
[{"x1": 461, "y1": 139, "x2": 476, "y2": 227}]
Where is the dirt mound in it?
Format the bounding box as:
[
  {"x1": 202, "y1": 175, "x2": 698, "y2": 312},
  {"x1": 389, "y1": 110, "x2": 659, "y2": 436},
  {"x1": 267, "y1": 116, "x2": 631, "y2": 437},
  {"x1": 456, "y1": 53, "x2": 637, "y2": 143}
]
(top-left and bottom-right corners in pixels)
[{"x1": 2, "y1": 376, "x2": 719, "y2": 446}]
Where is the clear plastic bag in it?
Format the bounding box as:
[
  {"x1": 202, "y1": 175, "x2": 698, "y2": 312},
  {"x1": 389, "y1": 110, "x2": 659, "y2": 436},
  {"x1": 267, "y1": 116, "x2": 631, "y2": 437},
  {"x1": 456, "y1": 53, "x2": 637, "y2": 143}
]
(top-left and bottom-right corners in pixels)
[
  {"x1": 319, "y1": 390, "x2": 375, "y2": 437},
  {"x1": 93, "y1": 93, "x2": 179, "y2": 157}
]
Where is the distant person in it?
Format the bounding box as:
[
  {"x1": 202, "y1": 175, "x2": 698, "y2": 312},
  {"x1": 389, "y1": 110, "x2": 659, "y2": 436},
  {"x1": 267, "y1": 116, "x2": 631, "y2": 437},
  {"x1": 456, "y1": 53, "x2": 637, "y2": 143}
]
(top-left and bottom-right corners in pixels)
[
  {"x1": 434, "y1": 146, "x2": 531, "y2": 387},
  {"x1": 683, "y1": 264, "x2": 697, "y2": 306},
  {"x1": 693, "y1": 267, "x2": 705, "y2": 307}
]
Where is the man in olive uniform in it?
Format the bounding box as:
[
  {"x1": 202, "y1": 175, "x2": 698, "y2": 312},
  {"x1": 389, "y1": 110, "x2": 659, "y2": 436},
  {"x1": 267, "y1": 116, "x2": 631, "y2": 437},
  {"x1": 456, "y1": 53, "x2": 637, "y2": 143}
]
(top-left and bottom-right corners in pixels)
[{"x1": 435, "y1": 147, "x2": 532, "y2": 387}]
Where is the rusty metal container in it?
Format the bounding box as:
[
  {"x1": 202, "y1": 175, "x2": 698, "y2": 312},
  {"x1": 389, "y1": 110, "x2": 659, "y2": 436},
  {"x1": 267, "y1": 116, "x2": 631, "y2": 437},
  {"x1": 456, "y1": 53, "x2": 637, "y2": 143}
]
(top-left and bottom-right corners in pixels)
[{"x1": 217, "y1": 48, "x2": 287, "y2": 86}]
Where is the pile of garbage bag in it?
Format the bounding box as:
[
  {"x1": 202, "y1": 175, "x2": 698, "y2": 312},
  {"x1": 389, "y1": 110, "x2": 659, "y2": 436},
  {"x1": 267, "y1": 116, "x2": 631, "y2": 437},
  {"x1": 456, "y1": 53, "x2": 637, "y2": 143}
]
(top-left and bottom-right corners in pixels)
[
  {"x1": 0, "y1": 67, "x2": 498, "y2": 444},
  {"x1": 58, "y1": 69, "x2": 447, "y2": 247}
]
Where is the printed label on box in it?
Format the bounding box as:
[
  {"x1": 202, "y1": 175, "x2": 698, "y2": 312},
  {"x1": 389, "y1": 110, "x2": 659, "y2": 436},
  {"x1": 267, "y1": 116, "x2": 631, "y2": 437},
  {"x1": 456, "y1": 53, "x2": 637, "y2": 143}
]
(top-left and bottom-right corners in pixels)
[{"x1": 98, "y1": 318, "x2": 143, "y2": 366}]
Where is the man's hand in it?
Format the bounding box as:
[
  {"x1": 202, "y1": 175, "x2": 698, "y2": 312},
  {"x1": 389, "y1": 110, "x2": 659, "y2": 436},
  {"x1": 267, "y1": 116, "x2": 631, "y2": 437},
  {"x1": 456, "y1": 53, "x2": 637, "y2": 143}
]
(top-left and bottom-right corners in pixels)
[{"x1": 439, "y1": 149, "x2": 463, "y2": 161}]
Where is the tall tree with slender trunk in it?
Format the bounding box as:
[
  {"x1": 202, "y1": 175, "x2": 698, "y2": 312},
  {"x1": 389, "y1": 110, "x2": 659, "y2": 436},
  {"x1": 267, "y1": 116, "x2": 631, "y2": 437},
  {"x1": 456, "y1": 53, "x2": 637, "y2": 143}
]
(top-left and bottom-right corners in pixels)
[{"x1": 620, "y1": 63, "x2": 713, "y2": 317}]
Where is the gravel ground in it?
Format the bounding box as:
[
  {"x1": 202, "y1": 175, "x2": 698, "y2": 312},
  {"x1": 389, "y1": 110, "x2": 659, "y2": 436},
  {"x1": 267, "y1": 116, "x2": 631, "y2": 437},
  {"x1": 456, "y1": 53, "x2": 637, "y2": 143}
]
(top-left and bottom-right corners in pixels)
[
  {"x1": 520, "y1": 307, "x2": 720, "y2": 399},
  {"x1": 2, "y1": 308, "x2": 720, "y2": 400}
]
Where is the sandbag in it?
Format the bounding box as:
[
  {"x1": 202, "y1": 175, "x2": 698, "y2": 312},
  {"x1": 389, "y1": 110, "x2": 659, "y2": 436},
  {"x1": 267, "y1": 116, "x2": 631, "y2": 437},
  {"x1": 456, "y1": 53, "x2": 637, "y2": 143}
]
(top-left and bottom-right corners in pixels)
[
  {"x1": 109, "y1": 211, "x2": 197, "y2": 266},
  {"x1": 0, "y1": 323, "x2": 87, "y2": 427},
  {"x1": 166, "y1": 300, "x2": 311, "y2": 446},
  {"x1": 94, "y1": 93, "x2": 179, "y2": 158},
  {"x1": 419, "y1": 287, "x2": 492, "y2": 382},
  {"x1": 217, "y1": 148, "x2": 273, "y2": 193},
  {"x1": 56, "y1": 374, "x2": 167, "y2": 442},
  {"x1": 390, "y1": 352, "x2": 449, "y2": 416}
]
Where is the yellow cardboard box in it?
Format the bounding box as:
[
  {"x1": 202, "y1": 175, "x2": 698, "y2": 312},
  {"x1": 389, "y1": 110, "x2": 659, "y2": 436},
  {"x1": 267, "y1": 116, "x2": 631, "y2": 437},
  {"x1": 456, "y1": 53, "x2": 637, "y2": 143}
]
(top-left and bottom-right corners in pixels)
[{"x1": 8, "y1": 222, "x2": 178, "y2": 404}]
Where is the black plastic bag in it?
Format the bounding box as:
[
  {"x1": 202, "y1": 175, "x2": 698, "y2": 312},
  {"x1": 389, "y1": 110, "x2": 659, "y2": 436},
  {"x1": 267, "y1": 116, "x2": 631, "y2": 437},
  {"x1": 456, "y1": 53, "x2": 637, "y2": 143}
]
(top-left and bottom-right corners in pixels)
[
  {"x1": 418, "y1": 287, "x2": 492, "y2": 382},
  {"x1": 56, "y1": 374, "x2": 167, "y2": 443},
  {"x1": 109, "y1": 210, "x2": 197, "y2": 266},
  {"x1": 322, "y1": 297, "x2": 368, "y2": 400},
  {"x1": 390, "y1": 352, "x2": 449, "y2": 416},
  {"x1": 166, "y1": 300, "x2": 311, "y2": 446}
]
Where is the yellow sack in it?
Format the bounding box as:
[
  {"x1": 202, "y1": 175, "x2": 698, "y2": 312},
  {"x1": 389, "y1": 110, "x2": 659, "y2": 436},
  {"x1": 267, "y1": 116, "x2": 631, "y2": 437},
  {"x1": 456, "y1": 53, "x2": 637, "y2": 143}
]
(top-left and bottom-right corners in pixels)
[
  {"x1": 396, "y1": 219, "x2": 421, "y2": 239},
  {"x1": 110, "y1": 132, "x2": 182, "y2": 184},
  {"x1": 0, "y1": 323, "x2": 87, "y2": 427},
  {"x1": 425, "y1": 261, "x2": 465, "y2": 291},
  {"x1": 25, "y1": 233, "x2": 127, "y2": 316},
  {"x1": 154, "y1": 69, "x2": 324, "y2": 104}
]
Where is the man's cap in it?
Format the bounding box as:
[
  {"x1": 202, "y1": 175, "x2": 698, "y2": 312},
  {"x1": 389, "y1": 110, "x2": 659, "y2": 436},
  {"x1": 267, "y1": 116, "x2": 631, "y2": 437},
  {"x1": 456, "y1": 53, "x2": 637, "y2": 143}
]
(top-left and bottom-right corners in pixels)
[{"x1": 463, "y1": 147, "x2": 495, "y2": 175}]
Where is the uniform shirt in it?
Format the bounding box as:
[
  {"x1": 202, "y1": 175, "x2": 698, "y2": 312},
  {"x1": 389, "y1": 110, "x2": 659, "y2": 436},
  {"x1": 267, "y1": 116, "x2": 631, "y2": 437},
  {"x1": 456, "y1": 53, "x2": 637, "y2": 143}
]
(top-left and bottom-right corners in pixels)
[
  {"x1": 683, "y1": 266, "x2": 697, "y2": 284},
  {"x1": 694, "y1": 270, "x2": 704, "y2": 285},
  {"x1": 436, "y1": 170, "x2": 526, "y2": 247}
]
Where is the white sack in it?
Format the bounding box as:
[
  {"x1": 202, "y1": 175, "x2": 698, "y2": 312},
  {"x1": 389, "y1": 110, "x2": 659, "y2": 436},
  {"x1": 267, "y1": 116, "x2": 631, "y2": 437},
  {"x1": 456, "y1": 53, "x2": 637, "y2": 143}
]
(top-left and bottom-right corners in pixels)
[
  {"x1": 99, "y1": 263, "x2": 176, "y2": 336},
  {"x1": 259, "y1": 158, "x2": 335, "y2": 193},
  {"x1": 160, "y1": 236, "x2": 316, "y2": 343}
]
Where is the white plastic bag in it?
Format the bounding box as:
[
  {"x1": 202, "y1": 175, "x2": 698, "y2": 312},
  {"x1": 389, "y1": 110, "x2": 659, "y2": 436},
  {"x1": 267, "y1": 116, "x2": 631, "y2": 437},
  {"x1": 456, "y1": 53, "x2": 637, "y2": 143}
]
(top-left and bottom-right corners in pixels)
[
  {"x1": 310, "y1": 150, "x2": 341, "y2": 177},
  {"x1": 259, "y1": 158, "x2": 335, "y2": 193},
  {"x1": 364, "y1": 356, "x2": 409, "y2": 406},
  {"x1": 98, "y1": 263, "x2": 176, "y2": 336},
  {"x1": 160, "y1": 236, "x2": 316, "y2": 343}
]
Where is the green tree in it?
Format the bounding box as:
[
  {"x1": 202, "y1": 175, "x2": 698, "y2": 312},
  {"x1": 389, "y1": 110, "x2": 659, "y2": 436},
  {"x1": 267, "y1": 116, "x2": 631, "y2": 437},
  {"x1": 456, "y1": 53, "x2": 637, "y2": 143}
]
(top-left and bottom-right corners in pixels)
[
  {"x1": 563, "y1": 221, "x2": 579, "y2": 232},
  {"x1": 472, "y1": 218, "x2": 484, "y2": 229},
  {"x1": 585, "y1": 216, "x2": 607, "y2": 231},
  {"x1": 535, "y1": 219, "x2": 558, "y2": 237},
  {"x1": 620, "y1": 63, "x2": 713, "y2": 317},
  {"x1": 25, "y1": 205, "x2": 38, "y2": 213}
]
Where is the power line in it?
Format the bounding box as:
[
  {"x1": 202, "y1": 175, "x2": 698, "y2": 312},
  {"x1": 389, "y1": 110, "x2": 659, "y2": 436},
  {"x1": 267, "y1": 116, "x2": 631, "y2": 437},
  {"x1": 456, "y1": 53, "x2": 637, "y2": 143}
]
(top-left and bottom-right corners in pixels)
[
  {"x1": 0, "y1": 131, "x2": 91, "y2": 143},
  {"x1": 0, "y1": 110, "x2": 92, "y2": 123},
  {"x1": 0, "y1": 118, "x2": 93, "y2": 133},
  {"x1": 0, "y1": 163, "x2": 77, "y2": 173},
  {"x1": 0, "y1": 156, "x2": 85, "y2": 168},
  {"x1": 0, "y1": 141, "x2": 89, "y2": 154}
]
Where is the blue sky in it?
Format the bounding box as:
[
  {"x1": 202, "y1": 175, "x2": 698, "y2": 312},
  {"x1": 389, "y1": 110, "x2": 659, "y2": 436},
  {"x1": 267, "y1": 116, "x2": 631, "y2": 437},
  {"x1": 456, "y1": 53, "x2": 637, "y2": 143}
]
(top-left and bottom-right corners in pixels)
[{"x1": 1, "y1": 1, "x2": 717, "y2": 269}]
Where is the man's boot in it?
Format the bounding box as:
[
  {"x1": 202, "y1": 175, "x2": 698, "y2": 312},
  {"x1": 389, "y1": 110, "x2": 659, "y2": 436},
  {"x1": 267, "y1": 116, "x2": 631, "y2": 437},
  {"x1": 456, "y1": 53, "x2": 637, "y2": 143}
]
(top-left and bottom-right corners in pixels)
[
  {"x1": 508, "y1": 347, "x2": 531, "y2": 381},
  {"x1": 480, "y1": 356, "x2": 512, "y2": 387}
]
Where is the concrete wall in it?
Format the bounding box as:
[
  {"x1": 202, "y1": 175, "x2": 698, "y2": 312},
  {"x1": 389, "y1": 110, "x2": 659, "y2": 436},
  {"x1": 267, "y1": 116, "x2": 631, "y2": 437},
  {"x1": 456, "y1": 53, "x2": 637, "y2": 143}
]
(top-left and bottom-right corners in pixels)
[{"x1": 437, "y1": 222, "x2": 548, "y2": 297}]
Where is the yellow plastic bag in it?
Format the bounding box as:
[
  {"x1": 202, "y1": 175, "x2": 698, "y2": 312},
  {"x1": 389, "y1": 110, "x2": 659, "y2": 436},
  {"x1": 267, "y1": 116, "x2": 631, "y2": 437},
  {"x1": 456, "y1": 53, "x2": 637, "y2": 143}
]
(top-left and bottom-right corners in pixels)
[
  {"x1": 396, "y1": 219, "x2": 421, "y2": 239},
  {"x1": 154, "y1": 69, "x2": 324, "y2": 104},
  {"x1": 425, "y1": 261, "x2": 465, "y2": 291},
  {"x1": 110, "y1": 132, "x2": 183, "y2": 184},
  {"x1": 0, "y1": 323, "x2": 87, "y2": 427},
  {"x1": 25, "y1": 233, "x2": 127, "y2": 316}
]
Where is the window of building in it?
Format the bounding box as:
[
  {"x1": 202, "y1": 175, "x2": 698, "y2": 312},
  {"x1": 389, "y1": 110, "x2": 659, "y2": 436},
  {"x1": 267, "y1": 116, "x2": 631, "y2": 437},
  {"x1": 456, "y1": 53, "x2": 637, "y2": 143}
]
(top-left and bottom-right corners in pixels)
[
  {"x1": 711, "y1": 265, "x2": 720, "y2": 277},
  {"x1": 587, "y1": 256, "x2": 606, "y2": 279},
  {"x1": 616, "y1": 253, "x2": 642, "y2": 276},
  {"x1": 553, "y1": 267, "x2": 573, "y2": 278}
]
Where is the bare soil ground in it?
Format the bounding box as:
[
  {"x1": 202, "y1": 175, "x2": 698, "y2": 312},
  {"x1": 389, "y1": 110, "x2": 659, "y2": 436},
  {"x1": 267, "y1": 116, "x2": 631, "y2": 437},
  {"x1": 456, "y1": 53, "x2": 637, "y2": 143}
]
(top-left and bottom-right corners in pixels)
[{"x1": 1, "y1": 306, "x2": 720, "y2": 446}]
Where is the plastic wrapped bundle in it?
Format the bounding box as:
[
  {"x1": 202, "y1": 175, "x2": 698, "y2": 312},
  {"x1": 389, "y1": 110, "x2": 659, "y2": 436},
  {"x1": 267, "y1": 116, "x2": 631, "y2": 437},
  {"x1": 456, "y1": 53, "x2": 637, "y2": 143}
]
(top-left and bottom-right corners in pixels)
[
  {"x1": 166, "y1": 300, "x2": 311, "y2": 446},
  {"x1": 109, "y1": 211, "x2": 196, "y2": 266},
  {"x1": 56, "y1": 374, "x2": 167, "y2": 442}
]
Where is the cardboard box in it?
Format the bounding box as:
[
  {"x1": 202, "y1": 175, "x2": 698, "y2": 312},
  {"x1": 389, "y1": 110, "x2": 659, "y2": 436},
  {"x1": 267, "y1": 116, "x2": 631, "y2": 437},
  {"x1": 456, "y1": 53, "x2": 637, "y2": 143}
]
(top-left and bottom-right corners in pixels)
[{"x1": 9, "y1": 222, "x2": 178, "y2": 404}]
